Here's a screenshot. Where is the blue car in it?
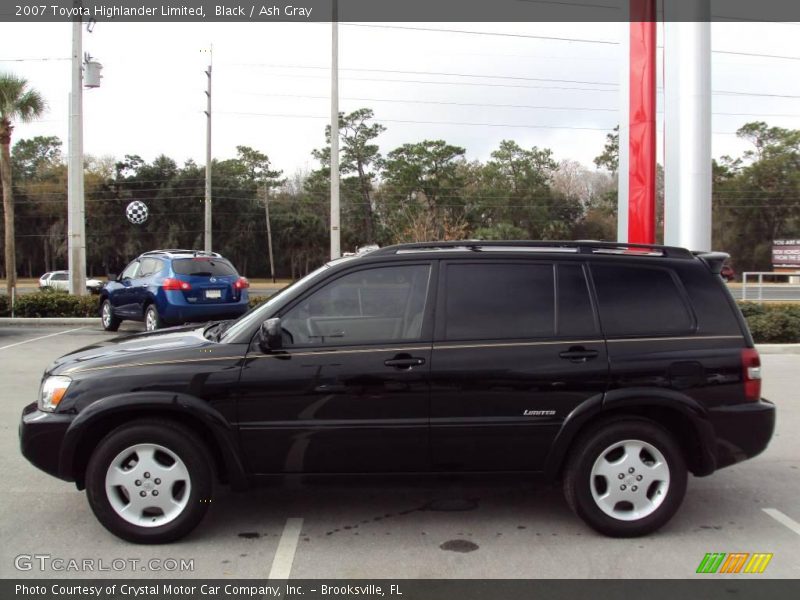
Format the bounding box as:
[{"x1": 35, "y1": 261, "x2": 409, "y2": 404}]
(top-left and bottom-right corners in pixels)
[{"x1": 99, "y1": 250, "x2": 250, "y2": 332}]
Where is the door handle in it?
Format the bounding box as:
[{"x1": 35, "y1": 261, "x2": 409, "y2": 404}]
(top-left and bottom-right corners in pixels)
[
  {"x1": 384, "y1": 356, "x2": 426, "y2": 369},
  {"x1": 559, "y1": 346, "x2": 599, "y2": 363}
]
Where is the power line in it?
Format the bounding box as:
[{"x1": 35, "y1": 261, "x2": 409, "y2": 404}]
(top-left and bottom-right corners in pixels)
[
  {"x1": 342, "y1": 23, "x2": 619, "y2": 45},
  {"x1": 251, "y1": 71, "x2": 800, "y2": 99},
  {"x1": 216, "y1": 111, "x2": 616, "y2": 131},
  {"x1": 0, "y1": 57, "x2": 70, "y2": 62},
  {"x1": 224, "y1": 63, "x2": 617, "y2": 87},
  {"x1": 343, "y1": 23, "x2": 800, "y2": 62},
  {"x1": 237, "y1": 91, "x2": 800, "y2": 118},
  {"x1": 243, "y1": 71, "x2": 618, "y2": 93}
]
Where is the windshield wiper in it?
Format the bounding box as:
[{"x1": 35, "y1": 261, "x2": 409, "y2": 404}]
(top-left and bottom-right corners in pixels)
[
  {"x1": 203, "y1": 321, "x2": 223, "y2": 340},
  {"x1": 208, "y1": 319, "x2": 234, "y2": 342}
]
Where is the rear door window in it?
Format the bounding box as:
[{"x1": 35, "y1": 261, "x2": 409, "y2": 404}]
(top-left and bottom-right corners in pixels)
[
  {"x1": 172, "y1": 258, "x2": 237, "y2": 277},
  {"x1": 442, "y1": 262, "x2": 555, "y2": 340},
  {"x1": 590, "y1": 263, "x2": 695, "y2": 336},
  {"x1": 138, "y1": 258, "x2": 162, "y2": 278},
  {"x1": 557, "y1": 263, "x2": 599, "y2": 336}
]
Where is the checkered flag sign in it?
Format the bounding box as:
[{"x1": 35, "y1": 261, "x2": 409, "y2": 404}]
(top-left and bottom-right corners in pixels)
[{"x1": 126, "y1": 200, "x2": 149, "y2": 225}]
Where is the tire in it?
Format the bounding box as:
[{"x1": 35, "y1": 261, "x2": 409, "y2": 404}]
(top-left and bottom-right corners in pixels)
[
  {"x1": 563, "y1": 419, "x2": 687, "y2": 537},
  {"x1": 144, "y1": 303, "x2": 163, "y2": 331},
  {"x1": 85, "y1": 419, "x2": 213, "y2": 544},
  {"x1": 100, "y1": 299, "x2": 121, "y2": 332}
]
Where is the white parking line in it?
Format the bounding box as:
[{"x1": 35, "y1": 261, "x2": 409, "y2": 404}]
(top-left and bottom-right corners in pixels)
[
  {"x1": 268, "y1": 517, "x2": 304, "y2": 579},
  {"x1": 0, "y1": 327, "x2": 88, "y2": 351},
  {"x1": 763, "y1": 508, "x2": 800, "y2": 536}
]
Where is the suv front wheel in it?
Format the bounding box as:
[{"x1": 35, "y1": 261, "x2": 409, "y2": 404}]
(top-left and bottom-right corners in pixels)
[
  {"x1": 85, "y1": 419, "x2": 213, "y2": 543},
  {"x1": 563, "y1": 420, "x2": 687, "y2": 537}
]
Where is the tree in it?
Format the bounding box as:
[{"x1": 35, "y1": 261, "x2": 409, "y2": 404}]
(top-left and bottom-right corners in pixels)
[
  {"x1": 381, "y1": 140, "x2": 466, "y2": 241},
  {"x1": 712, "y1": 122, "x2": 800, "y2": 271},
  {"x1": 11, "y1": 135, "x2": 61, "y2": 180},
  {"x1": 477, "y1": 140, "x2": 575, "y2": 239},
  {"x1": 312, "y1": 108, "x2": 386, "y2": 245},
  {"x1": 0, "y1": 72, "x2": 45, "y2": 295},
  {"x1": 594, "y1": 125, "x2": 619, "y2": 173}
]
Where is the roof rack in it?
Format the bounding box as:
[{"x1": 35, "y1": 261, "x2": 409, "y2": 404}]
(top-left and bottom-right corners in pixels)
[
  {"x1": 142, "y1": 249, "x2": 222, "y2": 258},
  {"x1": 370, "y1": 240, "x2": 694, "y2": 259}
]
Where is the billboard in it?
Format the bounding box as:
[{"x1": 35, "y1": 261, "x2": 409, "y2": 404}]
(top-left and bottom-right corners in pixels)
[{"x1": 773, "y1": 240, "x2": 800, "y2": 267}]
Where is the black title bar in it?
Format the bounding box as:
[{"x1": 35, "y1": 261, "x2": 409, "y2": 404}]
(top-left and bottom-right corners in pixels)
[{"x1": 3, "y1": 0, "x2": 800, "y2": 23}]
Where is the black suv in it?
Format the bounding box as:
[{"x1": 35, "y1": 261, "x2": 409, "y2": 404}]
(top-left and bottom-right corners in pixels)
[{"x1": 19, "y1": 241, "x2": 775, "y2": 543}]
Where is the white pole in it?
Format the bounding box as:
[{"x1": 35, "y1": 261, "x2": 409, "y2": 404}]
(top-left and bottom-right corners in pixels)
[
  {"x1": 616, "y1": 20, "x2": 630, "y2": 243},
  {"x1": 264, "y1": 184, "x2": 276, "y2": 283},
  {"x1": 330, "y1": 0, "x2": 341, "y2": 260},
  {"x1": 664, "y1": 4, "x2": 712, "y2": 251},
  {"x1": 204, "y1": 52, "x2": 212, "y2": 253},
  {"x1": 67, "y1": 13, "x2": 86, "y2": 296}
]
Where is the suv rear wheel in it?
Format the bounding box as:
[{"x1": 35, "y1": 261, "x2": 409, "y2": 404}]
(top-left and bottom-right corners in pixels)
[
  {"x1": 144, "y1": 304, "x2": 163, "y2": 331},
  {"x1": 85, "y1": 420, "x2": 212, "y2": 544},
  {"x1": 563, "y1": 420, "x2": 687, "y2": 537}
]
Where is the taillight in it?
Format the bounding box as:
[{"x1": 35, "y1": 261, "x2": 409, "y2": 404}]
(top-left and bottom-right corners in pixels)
[
  {"x1": 234, "y1": 277, "x2": 249, "y2": 290},
  {"x1": 162, "y1": 277, "x2": 191, "y2": 291},
  {"x1": 741, "y1": 348, "x2": 761, "y2": 402}
]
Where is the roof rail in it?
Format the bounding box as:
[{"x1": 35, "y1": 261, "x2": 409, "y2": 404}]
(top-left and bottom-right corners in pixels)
[
  {"x1": 142, "y1": 249, "x2": 222, "y2": 258},
  {"x1": 369, "y1": 240, "x2": 694, "y2": 259}
]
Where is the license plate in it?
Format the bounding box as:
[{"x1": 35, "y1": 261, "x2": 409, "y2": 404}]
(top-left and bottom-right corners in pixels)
[{"x1": 205, "y1": 289, "x2": 222, "y2": 299}]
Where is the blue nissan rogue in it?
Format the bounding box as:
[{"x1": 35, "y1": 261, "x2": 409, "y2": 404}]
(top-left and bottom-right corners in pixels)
[{"x1": 100, "y1": 250, "x2": 250, "y2": 331}]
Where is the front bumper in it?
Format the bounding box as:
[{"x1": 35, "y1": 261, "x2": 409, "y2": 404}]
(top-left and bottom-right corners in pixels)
[
  {"x1": 707, "y1": 398, "x2": 776, "y2": 471},
  {"x1": 19, "y1": 403, "x2": 74, "y2": 481}
]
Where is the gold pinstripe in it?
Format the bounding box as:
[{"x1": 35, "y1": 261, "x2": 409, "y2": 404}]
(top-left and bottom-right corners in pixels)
[
  {"x1": 63, "y1": 354, "x2": 242, "y2": 375},
  {"x1": 606, "y1": 335, "x2": 742, "y2": 343},
  {"x1": 63, "y1": 334, "x2": 744, "y2": 375}
]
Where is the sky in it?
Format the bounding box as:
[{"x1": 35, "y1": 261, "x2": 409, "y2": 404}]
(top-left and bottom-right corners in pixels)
[{"x1": 1, "y1": 20, "x2": 798, "y2": 179}]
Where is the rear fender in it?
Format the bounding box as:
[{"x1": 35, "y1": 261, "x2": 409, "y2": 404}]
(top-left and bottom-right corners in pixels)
[{"x1": 543, "y1": 388, "x2": 717, "y2": 479}]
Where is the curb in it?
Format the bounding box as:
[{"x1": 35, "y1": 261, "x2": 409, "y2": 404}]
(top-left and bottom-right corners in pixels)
[
  {"x1": 756, "y1": 344, "x2": 800, "y2": 355},
  {"x1": 0, "y1": 317, "x2": 99, "y2": 325}
]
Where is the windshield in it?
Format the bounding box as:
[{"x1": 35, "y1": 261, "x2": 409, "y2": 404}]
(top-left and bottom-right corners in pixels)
[{"x1": 219, "y1": 264, "x2": 331, "y2": 342}]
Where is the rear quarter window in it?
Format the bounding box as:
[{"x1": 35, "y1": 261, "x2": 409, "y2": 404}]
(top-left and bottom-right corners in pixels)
[
  {"x1": 590, "y1": 263, "x2": 695, "y2": 336},
  {"x1": 172, "y1": 258, "x2": 237, "y2": 276}
]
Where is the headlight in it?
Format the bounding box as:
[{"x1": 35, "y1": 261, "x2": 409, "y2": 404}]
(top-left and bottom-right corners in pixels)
[{"x1": 39, "y1": 376, "x2": 71, "y2": 412}]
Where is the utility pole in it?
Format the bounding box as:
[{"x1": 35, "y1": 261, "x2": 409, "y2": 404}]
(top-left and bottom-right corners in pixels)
[
  {"x1": 263, "y1": 184, "x2": 276, "y2": 283},
  {"x1": 203, "y1": 46, "x2": 213, "y2": 252},
  {"x1": 329, "y1": 0, "x2": 340, "y2": 259},
  {"x1": 67, "y1": 4, "x2": 87, "y2": 296},
  {"x1": 664, "y1": 0, "x2": 712, "y2": 251}
]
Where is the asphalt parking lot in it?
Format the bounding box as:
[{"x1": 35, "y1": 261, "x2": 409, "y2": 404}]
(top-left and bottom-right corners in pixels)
[{"x1": 1, "y1": 324, "x2": 798, "y2": 580}]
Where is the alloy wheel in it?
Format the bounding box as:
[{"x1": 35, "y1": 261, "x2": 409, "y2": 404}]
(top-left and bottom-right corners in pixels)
[
  {"x1": 589, "y1": 439, "x2": 670, "y2": 521},
  {"x1": 104, "y1": 443, "x2": 191, "y2": 527}
]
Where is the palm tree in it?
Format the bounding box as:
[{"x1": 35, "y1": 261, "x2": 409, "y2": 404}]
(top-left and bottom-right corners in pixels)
[{"x1": 0, "y1": 73, "x2": 46, "y2": 297}]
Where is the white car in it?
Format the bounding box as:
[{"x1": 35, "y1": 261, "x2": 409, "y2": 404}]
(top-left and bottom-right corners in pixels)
[{"x1": 39, "y1": 271, "x2": 104, "y2": 294}]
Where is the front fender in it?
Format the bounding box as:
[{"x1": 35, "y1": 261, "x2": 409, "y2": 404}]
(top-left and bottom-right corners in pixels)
[{"x1": 58, "y1": 391, "x2": 248, "y2": 490}]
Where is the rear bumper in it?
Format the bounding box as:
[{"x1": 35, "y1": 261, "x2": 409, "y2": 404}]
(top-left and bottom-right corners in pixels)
[
  {"x1": 159, "y1": 291, "x2": 249, "y2": 325},
  {"x1": 707, "y1": 398, "x2": 775, "y2": 471},
  {"x1": 19, "y1": 402, "x2": 74, "y2": 482}
]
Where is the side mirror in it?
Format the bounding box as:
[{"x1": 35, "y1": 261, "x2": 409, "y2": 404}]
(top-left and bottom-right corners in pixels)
[
  {"x1": 259, "y1": 318, "x2": 283, "y2": 352},
  {"x1": 108, "y1": 273, "x2": 118, "y2": 282}
]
